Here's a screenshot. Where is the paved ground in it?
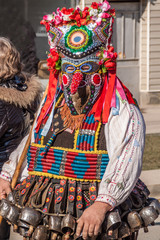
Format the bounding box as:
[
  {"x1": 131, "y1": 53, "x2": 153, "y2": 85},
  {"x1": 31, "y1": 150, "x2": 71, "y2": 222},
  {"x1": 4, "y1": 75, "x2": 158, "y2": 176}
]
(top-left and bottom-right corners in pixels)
[
  {"x1": 141, "y1": 104, "x2": 160, "y2": 134},
  {"x1": 139, "y1": 215, "x2": 160, "y2": 240}
]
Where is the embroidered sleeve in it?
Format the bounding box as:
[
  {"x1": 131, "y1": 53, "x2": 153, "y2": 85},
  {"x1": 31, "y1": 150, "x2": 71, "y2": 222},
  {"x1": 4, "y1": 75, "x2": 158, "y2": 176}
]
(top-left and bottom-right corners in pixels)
[{"x1": 95, "y1": 101, "x2": 145, "y2": 208}]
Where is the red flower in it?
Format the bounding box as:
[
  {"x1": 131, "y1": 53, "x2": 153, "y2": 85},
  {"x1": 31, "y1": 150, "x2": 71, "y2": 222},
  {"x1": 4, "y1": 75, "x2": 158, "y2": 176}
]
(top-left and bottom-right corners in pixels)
[
  {"x1": 82, "y1": 8, "x2": 89, "y2": 18},
  {"x1": 84, "y1": 7, "x2": 89, "y2": 11},
  {"x1": 61, "y1": 7, "x2": 74, "y2": 15},
  {"x1": 104, "y1": 59, "x2": 116, "y2": 69},
  {"x1": 107, "y1": 46, "x2": 118, "y2": 60},
  {"x1": 69, "y1": 8, "x2": 89, "y2": 26},
  {"x1": 50, "y1": 49, "x2": 59, "y2": 62},
  {"x1": 69, "y1": 9, "x2": 82, "y2": 26},
  {"x1": 80, "y1": 19, "x2": 87, "y2": 25},
  {"x1": 69, "y1": 9, "x2": 80, "y2": 20},
  {"x1": 47, "y1": 49, "x2": 60, "y2": 70},
  {"x1": 109, "y1": 8, "x2": 116, "y2": 16},
  {"x1": 40, "y1": 20, "x2": 50, "y2": 32},
  {"x1": 91, "y1": 2, "x2": 99, "y2": 9},
  {"x1": 108, "y1": 46, "x2": 114, "y2": 53},
  {"x1": 47, "y1": 57, "x2": 56, "y2": 68}
]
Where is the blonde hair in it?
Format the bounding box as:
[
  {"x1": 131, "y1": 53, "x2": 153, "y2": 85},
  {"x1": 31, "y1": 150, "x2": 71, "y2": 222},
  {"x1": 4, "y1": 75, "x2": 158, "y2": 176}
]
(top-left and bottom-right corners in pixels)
[{"x1": 0, "y1": 37, "x2": 22, "y2": 81}]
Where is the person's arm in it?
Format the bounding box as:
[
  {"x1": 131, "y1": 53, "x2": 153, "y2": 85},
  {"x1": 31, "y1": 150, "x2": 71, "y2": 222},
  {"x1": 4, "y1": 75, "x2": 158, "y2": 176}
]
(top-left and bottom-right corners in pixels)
[
  {"x1": 96, "y1": 100, "x2": 145, "y2": 207},
  {"x1": 76, "y1": 100, "x2": 145, "y2": 239}
]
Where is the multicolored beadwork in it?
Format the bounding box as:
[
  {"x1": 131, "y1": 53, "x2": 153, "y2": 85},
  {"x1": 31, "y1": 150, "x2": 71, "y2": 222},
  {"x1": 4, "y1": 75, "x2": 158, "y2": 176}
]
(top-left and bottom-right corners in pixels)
[{"x1": 65, "y1": 25, "x2": 93, "y2": 53}]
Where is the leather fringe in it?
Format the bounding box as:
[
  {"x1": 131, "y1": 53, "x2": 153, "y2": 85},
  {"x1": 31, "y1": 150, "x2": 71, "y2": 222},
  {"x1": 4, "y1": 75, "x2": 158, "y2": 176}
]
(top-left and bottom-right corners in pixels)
[{"x1": 60, "y1": 103, "x2": 84, "y2": 130}]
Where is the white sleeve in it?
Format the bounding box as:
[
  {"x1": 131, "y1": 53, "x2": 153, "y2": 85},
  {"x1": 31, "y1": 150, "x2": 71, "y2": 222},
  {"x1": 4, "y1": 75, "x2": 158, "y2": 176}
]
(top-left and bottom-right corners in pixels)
[
  {"x1": 95, "y1": 100, "x2": 145, "y2": 208},
  {"x1": 0, "y1": 135, "x2": 29, "y2": 182}
]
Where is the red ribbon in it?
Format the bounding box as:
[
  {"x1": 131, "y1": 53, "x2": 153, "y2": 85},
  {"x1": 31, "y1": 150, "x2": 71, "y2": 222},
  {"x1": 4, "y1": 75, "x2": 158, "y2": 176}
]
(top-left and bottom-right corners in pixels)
[
  {"x1": 90, "y1": 68, "x2": 116, "y2": 123},
  {"x1": 35, "y1": 70, "x2": 58, "y2": 133},
  {"x1": 102, "y1": 69, "x2": 116, "y2": 123}
]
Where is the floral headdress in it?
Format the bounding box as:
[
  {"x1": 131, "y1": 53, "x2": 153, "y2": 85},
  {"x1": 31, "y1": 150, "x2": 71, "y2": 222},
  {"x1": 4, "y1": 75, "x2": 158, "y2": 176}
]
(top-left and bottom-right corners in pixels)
[
  {"x1": 41, "y1": 1, "x2": 115, "y2": 68},
  {"x1": 36, "y1": 1, "x2": 118, "y2": 132},
  {"x1": 41, "y1": 1, "x2": 115, "y2": 29}
]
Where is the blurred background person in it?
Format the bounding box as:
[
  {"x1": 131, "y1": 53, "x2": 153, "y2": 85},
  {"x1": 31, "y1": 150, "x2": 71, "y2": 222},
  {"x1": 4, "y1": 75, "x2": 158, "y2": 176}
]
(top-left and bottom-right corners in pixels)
[{"x1": 0, "y1": 37, "x2": 42, "y2": 240}]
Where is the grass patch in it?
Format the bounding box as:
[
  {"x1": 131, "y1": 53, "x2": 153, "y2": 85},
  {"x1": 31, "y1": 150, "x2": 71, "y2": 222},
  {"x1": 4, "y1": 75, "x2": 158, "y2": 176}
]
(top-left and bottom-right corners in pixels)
[{"x1": 142, "y1": 134, "x2": 160, "y2": 170}]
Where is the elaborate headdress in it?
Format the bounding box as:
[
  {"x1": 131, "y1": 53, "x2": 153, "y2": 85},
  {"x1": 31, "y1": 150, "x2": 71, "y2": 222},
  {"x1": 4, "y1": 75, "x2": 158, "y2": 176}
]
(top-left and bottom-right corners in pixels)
[{"x1": 36, "y1": 1, "x2": 134, "y2": 132}]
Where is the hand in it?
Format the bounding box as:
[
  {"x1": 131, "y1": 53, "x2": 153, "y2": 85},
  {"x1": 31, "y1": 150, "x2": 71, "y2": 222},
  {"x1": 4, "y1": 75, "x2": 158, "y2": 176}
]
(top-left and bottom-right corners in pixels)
[
  {"x1": 76, "y1": 201, "x2": 111, "y2": 239},
  {"x1": 0, "y1": 178, "x2": 11, "y2": 200}
]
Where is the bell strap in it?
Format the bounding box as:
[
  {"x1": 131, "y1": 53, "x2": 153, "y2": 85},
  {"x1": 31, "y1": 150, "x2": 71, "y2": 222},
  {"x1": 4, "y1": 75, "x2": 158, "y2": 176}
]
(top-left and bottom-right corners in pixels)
[
  {"x1": 66, "y1": 180, "x2": 77, "y2": 215},
  {"x1": 54, "y1": 179, "x2": 68, "y2": 214},
  {"x1": 16, "y1": 175, "x2": 36, "y2": 206},
  {"x1": 76, "y1": 182, "x2": 83, "y2": 219},
  {"x1": 89, "y1": 181, "x2": 98, "y2": 205},
  {"x1": 30, "y1": 178, "x2": 51, "y2": 209},
  {"x1": 42, "y1": 181, "x2": 55, "y2": 213},
  {"x1": 27, "y1": 176, "x2": 46, "y2": 207}
]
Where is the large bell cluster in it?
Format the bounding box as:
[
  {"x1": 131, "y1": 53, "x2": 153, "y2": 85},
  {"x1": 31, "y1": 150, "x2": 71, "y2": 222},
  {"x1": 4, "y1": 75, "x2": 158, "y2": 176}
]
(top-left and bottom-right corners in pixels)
[{"x1": 0, "y1": 192, "x2": 160, "y2": 240}]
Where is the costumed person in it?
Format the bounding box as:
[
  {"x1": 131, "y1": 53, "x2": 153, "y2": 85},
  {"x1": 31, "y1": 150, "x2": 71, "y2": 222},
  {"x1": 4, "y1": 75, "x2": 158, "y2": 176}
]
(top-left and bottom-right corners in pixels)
[
  {"x1": 0, "y1": 37, "x2": 42, "y2": 240},
  {"x1": 0, "y1": 2, "x2": 160, "y2": 240}
]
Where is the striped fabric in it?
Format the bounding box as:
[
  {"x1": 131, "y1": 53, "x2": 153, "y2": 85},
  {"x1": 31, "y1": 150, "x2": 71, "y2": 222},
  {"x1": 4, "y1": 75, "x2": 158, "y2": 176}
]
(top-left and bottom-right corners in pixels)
[{"x1": 27, "y1": 145, "x2": 109, "y2": 180}]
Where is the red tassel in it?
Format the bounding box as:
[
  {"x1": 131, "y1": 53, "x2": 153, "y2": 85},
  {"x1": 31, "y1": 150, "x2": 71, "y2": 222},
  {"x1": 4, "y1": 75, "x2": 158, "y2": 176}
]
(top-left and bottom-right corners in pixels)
[{"x1": 35, "y1": 70, "x2": 58, "y2": 133}]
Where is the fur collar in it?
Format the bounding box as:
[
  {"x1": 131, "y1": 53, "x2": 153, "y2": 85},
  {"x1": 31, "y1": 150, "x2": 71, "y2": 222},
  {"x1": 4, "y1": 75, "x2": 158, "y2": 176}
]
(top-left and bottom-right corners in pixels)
[{"x1": 0, "y1": 75, "x2": 43, "y2": 108}]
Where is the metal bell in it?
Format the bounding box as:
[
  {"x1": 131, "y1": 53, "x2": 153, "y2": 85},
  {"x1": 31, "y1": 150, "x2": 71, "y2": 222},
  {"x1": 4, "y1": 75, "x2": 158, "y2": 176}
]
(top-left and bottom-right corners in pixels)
[
  {"x1": 139, "y1": 206, "x2": 159, "y2": 226},
  {"x1": 5, "y1": 204, "x2": 20, "y2": 232},
  {"x1": 61, "y1": 213, "x2": 76, "y2": 235},
  {"x1": 7, "y1": 192, "x2": 16, "y2": 204},
  {"x1": 6, "y1": 204, "x2": 20, "y2": 224},
  {"x1": 32, "y1": 225, "x2": 48, "y2": 240},
  {"x1": 127, "y1": 211, "x2": 142, "y2": 230},
  {"x1": 51, "y1": 232, "x2": 63, "y2": 240},
  {"x1": 104, "y1": 209, "x2": 121, "y2": 232},
  {"x1": 49, "y1": 216, "x2": 62, "y2": 233},
  {"x1": 148, "y1": 198, "x2": 160, "y2": 214},
  {"x1": 118, "y1": 222, "x2": 131, "y2": 238},
  {"x1": 19, "y1": 207, "x2": 42, "y2": 227},
  {"x1": 49, "y1": 216, "x2": 62, "y2": 240},
  {"x1": 18, "y1": 220, "x2": 30, "y2": 237},
  {"x1": 107, "y1": 228, "x2": 118, "y2": 239},
  {"x1": 19, "y1": 207, "x2": 42, "y2": 237},
  {"x1": 0, "y1": 199, "x2": 11, "y2": 218}
]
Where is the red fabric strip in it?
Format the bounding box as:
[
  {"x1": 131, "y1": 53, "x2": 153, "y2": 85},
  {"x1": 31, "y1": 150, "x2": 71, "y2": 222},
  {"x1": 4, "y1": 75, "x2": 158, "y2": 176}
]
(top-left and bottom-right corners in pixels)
[{"x1": 35, "y1": 70, "x2": 58, "y2": 133}]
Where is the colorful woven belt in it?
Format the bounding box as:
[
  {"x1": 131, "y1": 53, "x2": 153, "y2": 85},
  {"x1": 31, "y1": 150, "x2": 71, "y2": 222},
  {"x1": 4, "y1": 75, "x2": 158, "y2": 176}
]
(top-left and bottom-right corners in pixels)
[{"x1": 27, "y1": 144, "x2": 109, "y2": 181}]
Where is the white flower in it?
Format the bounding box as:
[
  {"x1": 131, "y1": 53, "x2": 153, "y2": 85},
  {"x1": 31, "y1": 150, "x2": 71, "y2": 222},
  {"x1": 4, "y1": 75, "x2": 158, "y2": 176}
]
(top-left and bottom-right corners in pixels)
[
  {"x1": 43, "y1": 14, "x2": 53, "y2": 21},
  {"x1": 99, "y1": 0, "x2": 110, "y2": 12},
  {"x1": 90, "y1": 9, "x2": 98, "y2": 16},
  {"x1": 62, "y1": 14, "x2": 71, "y2": 21}
]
